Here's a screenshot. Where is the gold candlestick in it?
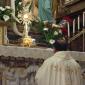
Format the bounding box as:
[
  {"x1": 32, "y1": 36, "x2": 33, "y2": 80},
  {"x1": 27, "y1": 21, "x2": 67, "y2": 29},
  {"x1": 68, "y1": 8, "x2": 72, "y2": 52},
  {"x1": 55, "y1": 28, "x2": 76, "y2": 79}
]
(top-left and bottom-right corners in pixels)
[
  {"x1": 21, "y1": 13, "x2": 34, "y2": 47},
  {"x1": 21, "y1": 0, "x2": 36, "y2": 47}
]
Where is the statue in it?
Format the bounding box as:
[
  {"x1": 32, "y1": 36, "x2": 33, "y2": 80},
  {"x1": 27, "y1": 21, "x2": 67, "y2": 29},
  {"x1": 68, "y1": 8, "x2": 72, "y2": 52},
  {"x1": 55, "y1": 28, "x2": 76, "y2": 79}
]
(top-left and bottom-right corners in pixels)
[
  {"x1": 33, "y1": 0, "x2": 61, "y2": 28},
  {"x1": 38, "y1": 0, "x2": 56, "y2": 22},
  {"x1": 33, "y1": 0, "x2": 59, "y2": 21}
]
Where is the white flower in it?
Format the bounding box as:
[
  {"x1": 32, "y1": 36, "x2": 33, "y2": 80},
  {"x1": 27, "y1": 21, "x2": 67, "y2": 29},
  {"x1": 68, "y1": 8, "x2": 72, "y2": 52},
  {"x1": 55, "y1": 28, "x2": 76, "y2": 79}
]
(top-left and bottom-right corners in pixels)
[
  {"x1": 49, "y1": 39, "x2": 55, "y2": 44},
  {"x1": 3, "y1": 15, "x2": 10, "y2": 21},
  {"x1": 43, "y1": 27, "x2": 48, "y2": 31},
  {"x1": 32, "y1": 39, "x2": 36, "y2": 42},
  {"x1": 0, "y1": 7, "x2": 5, "y2": 11},
  {"x1": 19, "y1": 2, "x2": 22, "y2": 5},
  {"x1": 54, "y1": 31, "x2": 58, "y2": 35},
  {"x1": 59, "y1": 29, "x2": 62, "y2": 34},
  {"x1": 5, "y1": 6, "x2": 11, "y2": 9},
  {"x1": 27, "y1": 20, "x2": 32, "y2": 24}
]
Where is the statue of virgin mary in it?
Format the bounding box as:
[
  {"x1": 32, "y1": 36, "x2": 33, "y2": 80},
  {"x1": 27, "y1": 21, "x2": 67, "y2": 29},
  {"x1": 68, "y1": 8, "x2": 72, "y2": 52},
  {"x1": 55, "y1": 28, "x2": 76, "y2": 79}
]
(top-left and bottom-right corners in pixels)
[{"x1": 33, "y1": 0, "x2": 59, "y2": 23}]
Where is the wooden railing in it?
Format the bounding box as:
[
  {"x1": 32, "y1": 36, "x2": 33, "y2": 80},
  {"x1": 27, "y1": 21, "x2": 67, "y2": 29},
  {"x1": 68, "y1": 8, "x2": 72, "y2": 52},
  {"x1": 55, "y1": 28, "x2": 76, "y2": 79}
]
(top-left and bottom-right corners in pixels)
[{"x1": 67, "y1": 11, "x2": 85, "y2": 51}]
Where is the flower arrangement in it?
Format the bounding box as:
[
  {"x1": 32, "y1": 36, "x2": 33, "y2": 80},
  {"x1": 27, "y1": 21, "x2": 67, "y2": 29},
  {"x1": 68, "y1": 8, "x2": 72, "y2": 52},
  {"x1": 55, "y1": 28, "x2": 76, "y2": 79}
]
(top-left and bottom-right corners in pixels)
[
  {"x1": 43, "y1": 27, "x2": 63, "y2": 44},
  {"x1": 37, "y1": 21, "x2": 66, "y2": 47},
  {"x1": 0, "y1": 6, "x2": 12, "y2": 22}
]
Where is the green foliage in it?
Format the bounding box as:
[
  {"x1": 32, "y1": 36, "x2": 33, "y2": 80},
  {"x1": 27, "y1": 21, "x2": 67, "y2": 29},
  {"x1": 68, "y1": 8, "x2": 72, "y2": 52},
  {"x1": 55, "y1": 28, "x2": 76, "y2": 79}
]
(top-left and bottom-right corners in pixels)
[
  {"x1": 0, "y1": 6, "x2": 13, "y2": 21},
  {"x1": 15, "y1": 0, "x2": 23, "y2": 16},
  {"x1": 33, "y1": 20, "x2": 64, "y2": 45}
]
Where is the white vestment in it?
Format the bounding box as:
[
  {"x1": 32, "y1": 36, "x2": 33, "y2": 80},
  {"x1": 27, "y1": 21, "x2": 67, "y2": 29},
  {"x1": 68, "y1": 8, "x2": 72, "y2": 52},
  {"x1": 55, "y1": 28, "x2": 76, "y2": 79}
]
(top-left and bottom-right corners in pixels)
[{"x1": 35, "y1": 51, "x2": 82, "y2": 85}]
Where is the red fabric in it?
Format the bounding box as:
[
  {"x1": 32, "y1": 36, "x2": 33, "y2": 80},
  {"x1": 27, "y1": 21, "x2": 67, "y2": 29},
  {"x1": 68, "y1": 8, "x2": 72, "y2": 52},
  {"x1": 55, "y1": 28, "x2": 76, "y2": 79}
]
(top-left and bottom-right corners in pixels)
[
  {"x1": 61, "y1": 27, "x2": 68, "y2": 35},
  {"x1": 63, "y1": 16, "x2": 73, "y2": 24}
]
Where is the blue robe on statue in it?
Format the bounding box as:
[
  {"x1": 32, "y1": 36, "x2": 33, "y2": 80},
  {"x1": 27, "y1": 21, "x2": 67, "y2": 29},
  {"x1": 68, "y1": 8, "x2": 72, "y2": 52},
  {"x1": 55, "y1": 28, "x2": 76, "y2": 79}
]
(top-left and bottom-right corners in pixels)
[{"x1": 38, "y1": 0, "x2": 54, "y2": 22}]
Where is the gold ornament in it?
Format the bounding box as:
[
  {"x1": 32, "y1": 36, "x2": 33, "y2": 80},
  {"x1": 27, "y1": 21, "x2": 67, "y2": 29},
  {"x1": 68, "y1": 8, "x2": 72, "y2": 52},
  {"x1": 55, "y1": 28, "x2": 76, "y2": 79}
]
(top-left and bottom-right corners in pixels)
[{"x1": 21, "y1": 36, "x2": 33, "y2": 47}]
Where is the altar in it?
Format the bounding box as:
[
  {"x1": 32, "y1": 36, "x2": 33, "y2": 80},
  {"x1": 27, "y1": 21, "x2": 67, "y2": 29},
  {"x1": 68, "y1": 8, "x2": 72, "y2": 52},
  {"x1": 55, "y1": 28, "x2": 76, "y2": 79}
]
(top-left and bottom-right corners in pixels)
[
  {"x1": 0, "y1": 45, "x2": 85, "y2": 61},
  {"x1": 0, "y1": 0, "x2": 85, "y2": 84},
  {"x1": 0, "y1": 46, "x2": 85, "y2": 85},
  {"x1": 0, "y1": 46, "x2": 53, "y2": 85},
  {"x1": 0, "y1": 45, "x2": 54, "y2": 59}
]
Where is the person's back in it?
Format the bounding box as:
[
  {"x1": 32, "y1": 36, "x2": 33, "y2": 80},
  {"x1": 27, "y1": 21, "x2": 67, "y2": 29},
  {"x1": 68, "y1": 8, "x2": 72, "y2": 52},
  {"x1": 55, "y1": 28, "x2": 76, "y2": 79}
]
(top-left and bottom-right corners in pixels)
[
  {"x1": 35, "y1": 40, "x2": 82, "y2": 85},
  {"x1": 35, "y1": 51, "x2": 82, "y2": 85}
]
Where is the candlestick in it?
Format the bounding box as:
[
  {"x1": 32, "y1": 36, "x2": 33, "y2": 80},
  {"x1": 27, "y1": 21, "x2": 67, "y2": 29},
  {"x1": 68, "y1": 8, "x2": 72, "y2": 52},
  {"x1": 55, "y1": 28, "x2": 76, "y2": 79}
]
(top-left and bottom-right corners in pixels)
[
  {"x1": 10, "y1": 0, "x2": 15, "y2": 15},
  {"x1": 83, "y1": 12, "x2": 85, "y2": 27},
  {"x1": 24, "y1": 22, "x2": 28, "y2": 36},
  {"x1": 73, "y1": 19, "x2": 75, "y2": 34},
  {"x1": 78, "y1": 16, "x2": 80, "y2": 31},
  {"x1": 67, "y1": 22, "x2": 70, "y2": 37}
]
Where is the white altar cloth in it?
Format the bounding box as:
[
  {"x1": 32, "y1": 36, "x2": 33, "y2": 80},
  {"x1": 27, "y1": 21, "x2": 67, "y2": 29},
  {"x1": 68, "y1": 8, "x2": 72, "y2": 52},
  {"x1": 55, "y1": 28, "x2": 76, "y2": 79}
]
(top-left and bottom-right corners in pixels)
[
  {"x1": 0, "y1": 45, "x2": 54, "y2": 59},
  {"x1": 0, "y1": 45, "x2": 85, "y2": 61}
]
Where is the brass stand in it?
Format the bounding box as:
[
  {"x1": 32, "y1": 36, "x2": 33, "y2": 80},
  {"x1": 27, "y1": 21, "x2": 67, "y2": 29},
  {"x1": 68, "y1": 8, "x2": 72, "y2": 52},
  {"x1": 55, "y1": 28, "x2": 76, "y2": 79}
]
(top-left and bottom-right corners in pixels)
[
  {"x1": 21, "y1": 35, "x2": 33, "y2": 47},
  {"x1": 21, "y1": 22, "x2": 34, "y2": 47}
]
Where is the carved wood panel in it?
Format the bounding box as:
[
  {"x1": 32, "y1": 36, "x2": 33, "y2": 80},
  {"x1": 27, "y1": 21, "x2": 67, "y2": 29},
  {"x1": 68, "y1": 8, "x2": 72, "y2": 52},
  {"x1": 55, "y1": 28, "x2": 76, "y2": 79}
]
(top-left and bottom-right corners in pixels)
[
  {"x1": 4, "y1": 0, "x2": 10, "y2": 6},
  {"x1": 0, "y1": 0, "x2": 5, "y2": 6},
  {"x1": 0, "y1": 0, "x2": 10, "y2": 6}
]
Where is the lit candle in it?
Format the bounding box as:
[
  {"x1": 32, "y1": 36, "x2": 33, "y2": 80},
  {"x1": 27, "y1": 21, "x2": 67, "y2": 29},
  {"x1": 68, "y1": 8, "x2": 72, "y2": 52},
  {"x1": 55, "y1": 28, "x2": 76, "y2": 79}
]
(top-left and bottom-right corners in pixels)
[
  {"x1": 10, "y1": 0, "x2": 15, "y2": 15},
  {"x1": 83, "y1": 12, "x2": 85, "y2": 27},
  {"x1": 67, "y1": 22, "x2": 70, "y2": 37},
  {"x1": 78, "y1": 16, "x2": 80, "y2": 31},
  {"x1": 73, "y1": 19, "x2": 75, "y2": 34}
]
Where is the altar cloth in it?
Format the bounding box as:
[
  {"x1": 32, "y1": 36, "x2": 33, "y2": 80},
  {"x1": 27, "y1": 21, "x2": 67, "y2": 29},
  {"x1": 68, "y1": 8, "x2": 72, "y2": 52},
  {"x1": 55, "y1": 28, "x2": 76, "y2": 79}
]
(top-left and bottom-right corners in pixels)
[
  {"x1": 0, "y1": 45, "x2": 85, "y2": 61},
  {"x1": 0, "y1": 45, "x2": 54, "y2": 59}
]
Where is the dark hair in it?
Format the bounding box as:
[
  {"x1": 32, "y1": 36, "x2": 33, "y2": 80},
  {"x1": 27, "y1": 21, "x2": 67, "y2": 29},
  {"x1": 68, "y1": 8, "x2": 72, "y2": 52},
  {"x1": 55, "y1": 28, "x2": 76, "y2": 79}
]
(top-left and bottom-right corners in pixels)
[{"x1": 53, "y1": 39, "x2": 68, "y2": 51}]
